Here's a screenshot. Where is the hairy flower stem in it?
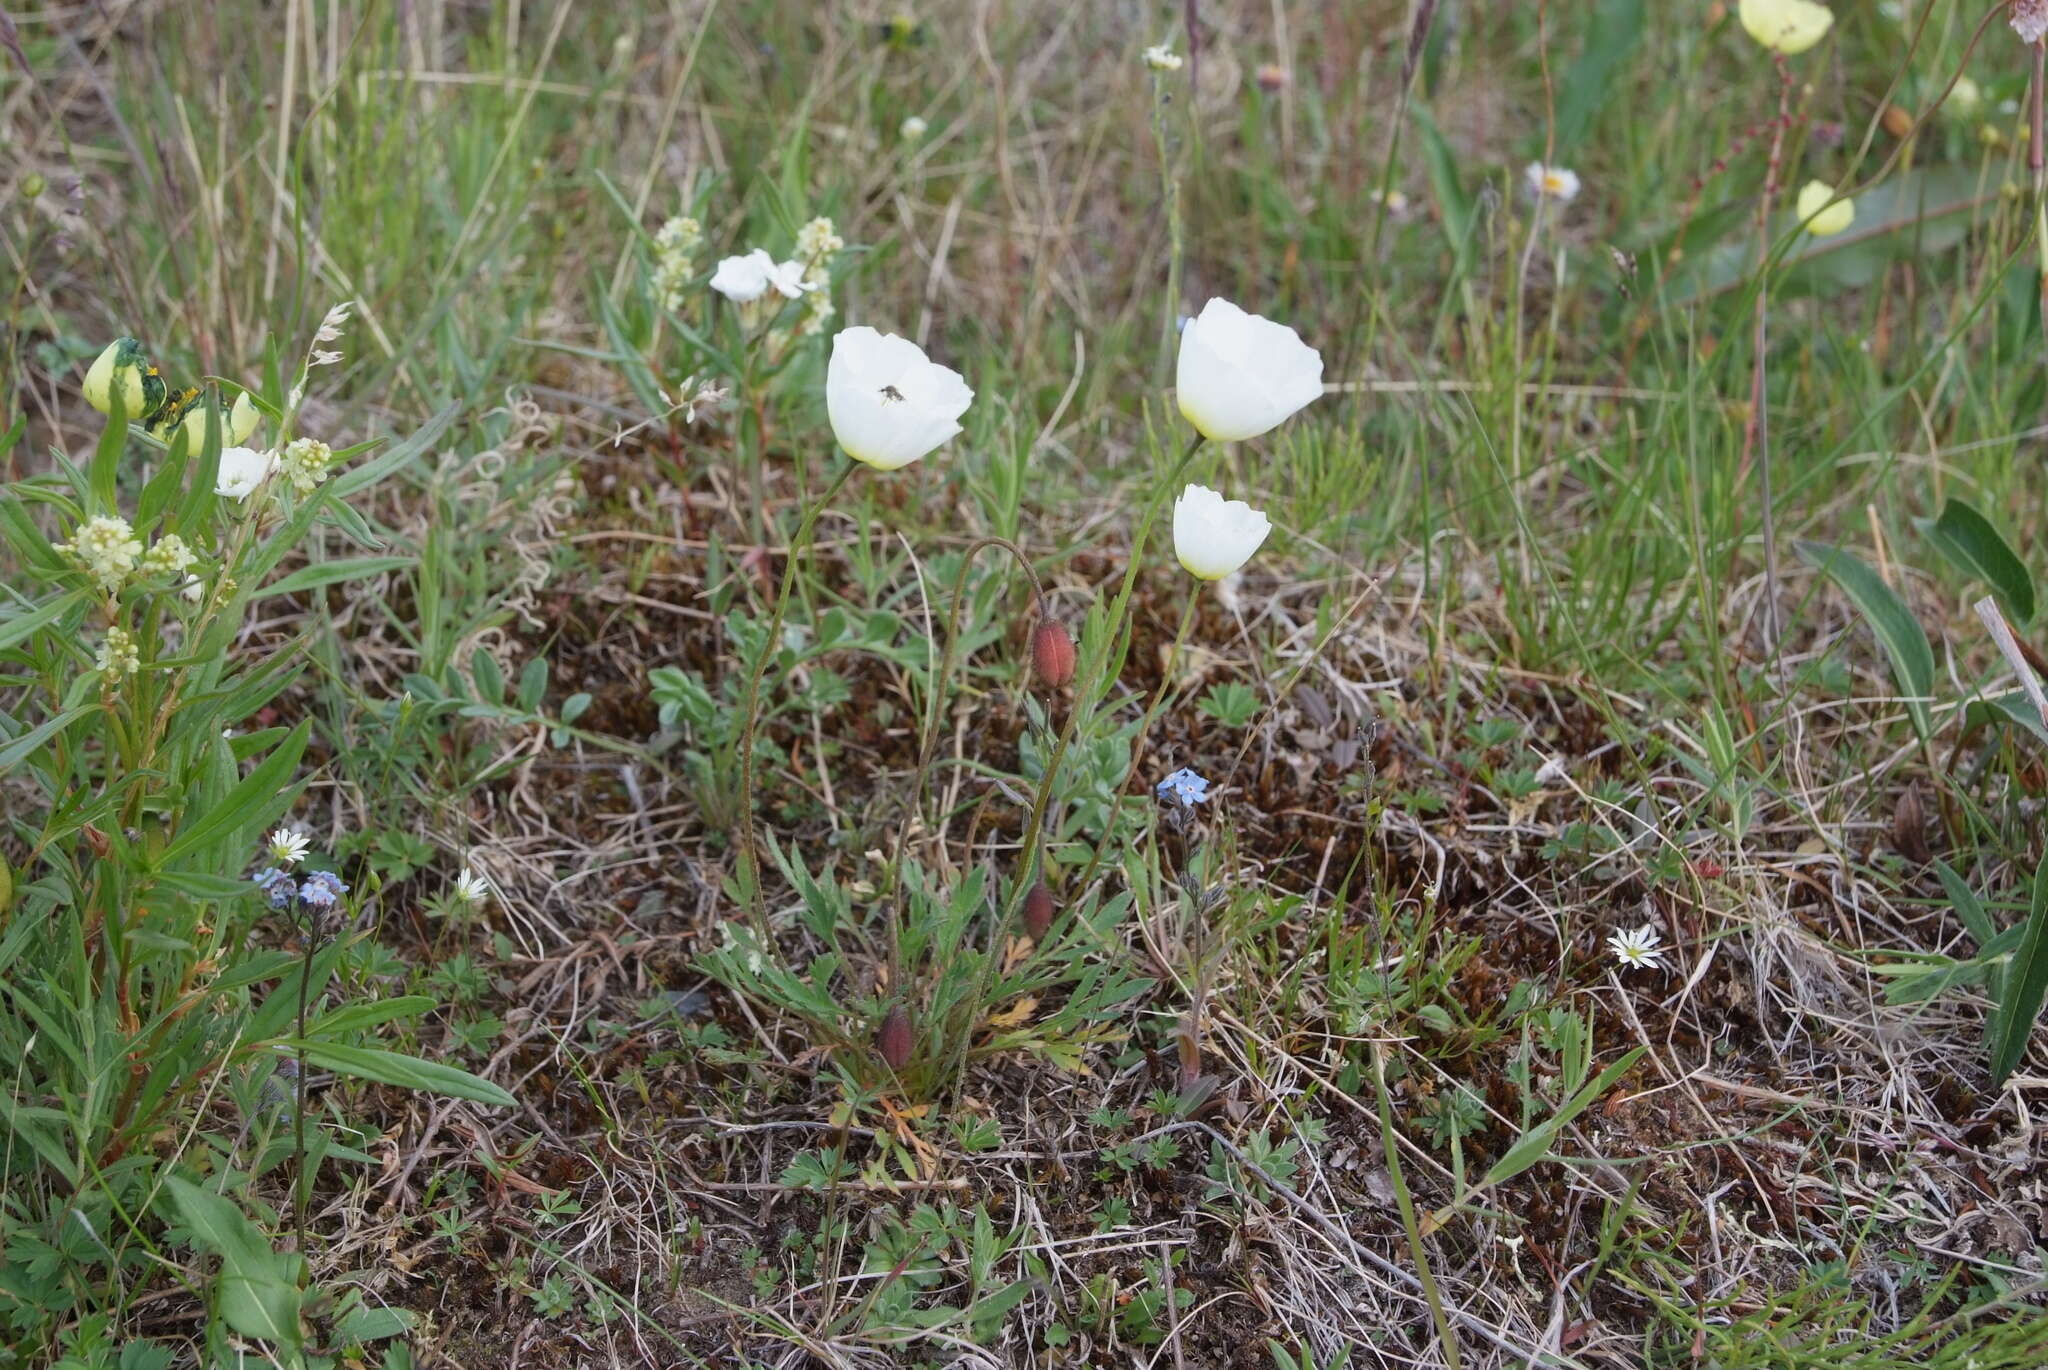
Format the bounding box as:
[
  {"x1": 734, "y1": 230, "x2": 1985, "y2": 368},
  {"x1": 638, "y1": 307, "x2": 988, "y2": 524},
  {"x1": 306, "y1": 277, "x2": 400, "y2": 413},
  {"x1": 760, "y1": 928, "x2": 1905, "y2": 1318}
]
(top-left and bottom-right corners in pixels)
[
  {"x1": 1070, "y1": 436, "x2": 1207, "y2": 897},
  {"x1": 734, "y1": 461, "x2": 857, "y2": 939},
  {"x1": 1150, "y1": 66, "x2": 1186, "y2": 384},
  {"x1": 1742, "y1": 58, "x2": 1795, "y2": 665},
  {"x1": 888, "y1": 535, "x2": 1047, "y2": 976}
]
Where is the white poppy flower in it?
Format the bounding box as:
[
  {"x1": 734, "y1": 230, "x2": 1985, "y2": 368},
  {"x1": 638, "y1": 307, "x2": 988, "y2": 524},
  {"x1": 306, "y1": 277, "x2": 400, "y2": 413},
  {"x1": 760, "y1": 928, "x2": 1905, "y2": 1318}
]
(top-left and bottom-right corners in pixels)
[
  {"x1": 214, "y1": 446, "x2": 275, "y2": 501},
  {"x1": 1175, "y1": 298, "x2": 1324, "y2": 443},
  {"x1": 1525, "y1": 162, "x2": 1582, "y2": 203},
  {"x1": 710, "y1": 248, "x2": 814, "y2": 302},
  {"x1": 1738, "y1": 0, "x2": 1834, "y2": 55},
  {"x1": 1173, "y1": 484, "x2": 1272, "y2": 581},
  {"x1": 708, "y1": 250, "x2": 775, "y2": 302},
  {"x1": 1795, "y1": 180, "x2": 1854, "y2": 236},
  {"x1": 825, "y1": 326, "x2": 974, "y2": 471}
]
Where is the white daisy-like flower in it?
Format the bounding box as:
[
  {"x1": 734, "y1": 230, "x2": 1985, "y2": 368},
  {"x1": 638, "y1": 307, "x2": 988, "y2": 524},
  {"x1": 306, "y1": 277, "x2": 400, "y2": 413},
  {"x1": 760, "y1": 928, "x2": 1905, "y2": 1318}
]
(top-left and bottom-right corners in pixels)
[
  {"x1": 266, "y1": 827, "x2": 311, "y2": 867},
  {"x1": 1143, "y1": 44, "x2": 1184, "y2": 72},
  {"x1": 1608, "y1": 925, "x2": 1667, "y2": 971},
  {"x1": 453, "y1": 868, "x2": 491, "y2": 904},
  {"x1": 900, "y1": 114, "x2": 929, "y2": 141},
  {"x1": 1525, "y1": 162, "x2": 1582, "y2": 203}
]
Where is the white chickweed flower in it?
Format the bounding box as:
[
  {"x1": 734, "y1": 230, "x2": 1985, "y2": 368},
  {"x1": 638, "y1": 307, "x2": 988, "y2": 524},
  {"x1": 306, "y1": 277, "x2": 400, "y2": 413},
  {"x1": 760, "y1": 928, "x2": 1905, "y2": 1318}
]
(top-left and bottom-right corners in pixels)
[
  {"x1": 96, "y1": 625, "x2": 140, "y2": 677},
  {"x1": 214, "y1": 446, "x2": 275, "y2": 502},
  {"x1": 1143, "y1": 44, "x2": 1184, "y2": 72},
  {"x1": 266, "y1": 827, "x2": 311, "y2": 868},
  {"x1": 1608, "y1": 925, "x2": 1667, "y2": 971},
  {"x1": 453, "y1": 868, "x2": 491, "y2": 905},
  {"x1": 59, "y1": 515, "x2": 144, "y2": 593},
  {"x1": 825, "y1": 326, "x2": 974, "y2": 471},
  {"x1": 1525, "y1": 162, "x2": 1582, "y2": 203},
  {"x1": 1173, "y1": 484, "x2": 1272, "y2": 581},
  {"x1": 1175, "y1": 298, "x2": 1325, "y2": 443}
]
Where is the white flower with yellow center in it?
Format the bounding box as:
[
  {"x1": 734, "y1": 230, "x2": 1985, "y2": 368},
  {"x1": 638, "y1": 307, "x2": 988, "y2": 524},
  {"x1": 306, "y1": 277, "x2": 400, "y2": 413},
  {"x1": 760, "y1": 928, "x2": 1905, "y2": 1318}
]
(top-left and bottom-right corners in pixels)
[
  {"x1": 1525, "y1": 162, "x2": 1582, "y2": 203},
  {"x1": 1608, "y1": 925, "x2": 1667, "y2": 970},
  {"x1": 1175, "y1": 298, "x2": 1325, "y2": 443},
  {"x1": 453, "y1": 868, "x2": 491, "y2": 904},
  {"x1": 1796, "y1": 180, "x2": 1854, "y2": 236},
  {"x1": 266, "y1": 827, "x2": 311, "y2": 867},
  {"x1": 1739, "y1": 0, "x2": 1834, "y2": 55},
  {"x1": 1173, "y1": 484, "x2": 1272, "y2": 581},
  {"x1": 825, "y1": 326, "x2": 974, "y2": 471}
]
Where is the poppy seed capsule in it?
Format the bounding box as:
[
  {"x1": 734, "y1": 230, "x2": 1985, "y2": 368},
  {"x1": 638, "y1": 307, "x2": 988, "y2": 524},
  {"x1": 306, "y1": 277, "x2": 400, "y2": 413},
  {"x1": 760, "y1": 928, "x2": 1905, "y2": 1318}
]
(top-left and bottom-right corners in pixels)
[
  {"x1": 878, "y1": 1004, "x2": 913, "y2": 1071},
  {"x1": 1031, "y1": 619, "x2": 1076, "y2": 688},
  {"x1": 1023, "y1": 881, "x2": 1055, "y2": 939}
]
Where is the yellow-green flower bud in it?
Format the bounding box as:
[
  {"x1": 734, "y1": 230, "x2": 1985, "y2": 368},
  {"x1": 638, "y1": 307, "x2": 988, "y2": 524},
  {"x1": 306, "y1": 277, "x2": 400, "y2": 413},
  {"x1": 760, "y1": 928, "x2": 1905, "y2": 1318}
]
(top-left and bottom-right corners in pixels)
[
  {"x1": 174, "y1": 388, "x2": 261, "y2": 450},
  {"x1": 83, "y1": 338, "x2": 153, "y2": 417},
  {"x1": 20, "y1": 172, "x2": 45, "y2": 200}
]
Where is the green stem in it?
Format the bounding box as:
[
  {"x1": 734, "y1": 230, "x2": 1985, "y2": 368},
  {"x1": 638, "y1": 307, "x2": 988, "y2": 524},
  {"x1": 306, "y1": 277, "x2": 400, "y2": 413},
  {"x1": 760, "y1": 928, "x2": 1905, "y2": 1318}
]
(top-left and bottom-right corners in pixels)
[
  {"x1": 1372, "y1": 1040, "x2": 1463, "y2": 1370},
  {"x1": 889, "y1": 535, "x2": 1044, "y2": 974},
  {"x1": 734, "y1": 461, "x2": 858, "y2": 938}
]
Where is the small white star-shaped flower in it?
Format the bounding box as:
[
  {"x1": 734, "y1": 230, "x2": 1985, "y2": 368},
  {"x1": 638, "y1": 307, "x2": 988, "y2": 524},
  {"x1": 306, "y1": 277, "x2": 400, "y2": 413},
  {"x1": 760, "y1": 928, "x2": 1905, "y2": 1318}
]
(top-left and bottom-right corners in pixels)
[
  {"x1": 266, "y1": 827, "x2": 311, "y2": 868},
  {"x1": 1608, "y1": 924, "x2": 1667, "y2": 971},
  {"x1": 453, "y1": 868, "x2": 491, "y2": 905}
]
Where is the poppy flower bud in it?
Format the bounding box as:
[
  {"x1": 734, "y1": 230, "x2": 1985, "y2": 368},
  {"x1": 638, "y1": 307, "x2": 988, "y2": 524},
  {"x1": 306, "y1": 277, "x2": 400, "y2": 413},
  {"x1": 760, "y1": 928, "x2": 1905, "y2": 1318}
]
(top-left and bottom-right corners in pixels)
[
  {"x1": 1023, "y1": 881, "x2": 1055, "y2": 939},
  {"x1": 878, "y1": 1004, "x2": 914, "y2": 1071},
  {"x1": 1031, "y1": 618, "x2": 1076, "y2": 688}
]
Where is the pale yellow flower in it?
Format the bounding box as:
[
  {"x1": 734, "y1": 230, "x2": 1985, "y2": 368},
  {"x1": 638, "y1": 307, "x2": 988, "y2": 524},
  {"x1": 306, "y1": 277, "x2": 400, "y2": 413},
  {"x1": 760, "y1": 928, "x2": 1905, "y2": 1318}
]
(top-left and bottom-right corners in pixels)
[
  {"x1": 1796, "y1": 180, "x2": 1854, "y2": 236},
  {"x1": 1739, "y1": 0, "x2": 1834, "y2": 56}
]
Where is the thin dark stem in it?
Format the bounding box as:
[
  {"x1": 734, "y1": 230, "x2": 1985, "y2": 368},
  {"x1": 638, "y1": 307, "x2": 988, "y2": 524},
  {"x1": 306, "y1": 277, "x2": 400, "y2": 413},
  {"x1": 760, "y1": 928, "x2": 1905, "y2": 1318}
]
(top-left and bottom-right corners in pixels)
[
  {"x1": 1744, "y1": 59, "x2": 1794, "y2": 664},
  {"x1": 293, "y1": 909, "x2": 314, "y2": 1258},
  {"x1": 734, "y1": 461, "x2": 857, "y2": 937}
]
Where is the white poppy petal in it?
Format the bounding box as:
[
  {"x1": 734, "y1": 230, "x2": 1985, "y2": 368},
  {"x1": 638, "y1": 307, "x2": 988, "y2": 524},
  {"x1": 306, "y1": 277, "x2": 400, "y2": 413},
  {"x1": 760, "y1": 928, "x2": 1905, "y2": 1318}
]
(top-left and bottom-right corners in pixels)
[{"x1": 1175, "y1": 298, "x2": 1324, "y2": 442}]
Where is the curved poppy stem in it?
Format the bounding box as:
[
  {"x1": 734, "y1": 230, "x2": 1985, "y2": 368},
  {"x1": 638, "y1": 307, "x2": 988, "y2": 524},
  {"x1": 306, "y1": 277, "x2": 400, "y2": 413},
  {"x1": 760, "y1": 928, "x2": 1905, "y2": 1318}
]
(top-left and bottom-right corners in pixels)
[
  {"x1": 734, "y1": 461, "x2": 858, "y2": 939},
  {"x1": 886, "y1": 535, "x2": 1046, "y2": 979}
]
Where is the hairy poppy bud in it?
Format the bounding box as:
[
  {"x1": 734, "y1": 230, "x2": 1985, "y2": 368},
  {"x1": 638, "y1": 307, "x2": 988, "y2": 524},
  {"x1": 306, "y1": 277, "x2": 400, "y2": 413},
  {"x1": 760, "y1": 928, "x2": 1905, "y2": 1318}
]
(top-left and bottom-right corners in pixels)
[
  {"x1": 878, "y1": 1004, "x2": 913, "y2": 1071},
  {"x1": 1031, "y1": 618, "x2": 1075, "y2": 688},
  {"x1": 1023, "y1": 881, "x2": 1055, "y2": 939}
]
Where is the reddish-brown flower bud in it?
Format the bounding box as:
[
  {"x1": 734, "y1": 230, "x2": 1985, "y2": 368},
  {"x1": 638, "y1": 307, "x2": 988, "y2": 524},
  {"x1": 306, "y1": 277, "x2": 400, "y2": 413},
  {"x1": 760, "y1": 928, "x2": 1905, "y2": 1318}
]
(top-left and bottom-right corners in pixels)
[
  {"x1": 1023, "y1": 881, "x2": 1055, "y2": 939},
  {"x1": 878, "y1": 1004, "x2": 913, "y2": 1071},
  {"x1": 1031, "y1": 618, "x2": 1076, "y2": 688}
]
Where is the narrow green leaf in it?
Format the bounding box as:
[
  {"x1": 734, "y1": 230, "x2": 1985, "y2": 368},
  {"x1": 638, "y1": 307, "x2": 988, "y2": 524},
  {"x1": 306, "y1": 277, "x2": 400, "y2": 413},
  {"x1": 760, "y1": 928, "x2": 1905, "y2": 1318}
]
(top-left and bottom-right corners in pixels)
[
  {"x1": 289, "y1": 1041, "x2": 517, "y2": 1107},
  {"x1": 157, "y1": 720, "x2": 309, "y2": 865},
  {"x1": 1988, "y1": 852, "x2": 2048, "y2": 1087},
  {"x1": 1555, "y1": 0, "x2": 1645, "y2": 154},
  {"x1": 1477, "y1": 1047, "x2": 1645, "y2": 1192},
  {"x1": 1918, "y1": 498, "x2": 2035, "y2": 626},
  {"x1": 0, "y1": 589, "x2": 89, "y2": 655},
  {"x1": 308, "y1": 996, "x2": 436, "y2": 1037},
  {"x1": 1965, "y1": 689, "x2": 2048, "y2": 750},
  {"x1": 1795, "y1": 540, "x2": 1935, "y2": 741},
  {"x1": 262, "y1": 555, "x2": 413, "y2": 600},
  {"x1": 1934, "y1": 859, "x2": 1997, "y2": 949},
  {"x1": 0, "y1": 705, "x2": 94, "y2": 773}
]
